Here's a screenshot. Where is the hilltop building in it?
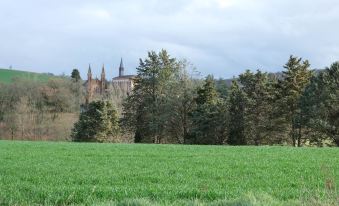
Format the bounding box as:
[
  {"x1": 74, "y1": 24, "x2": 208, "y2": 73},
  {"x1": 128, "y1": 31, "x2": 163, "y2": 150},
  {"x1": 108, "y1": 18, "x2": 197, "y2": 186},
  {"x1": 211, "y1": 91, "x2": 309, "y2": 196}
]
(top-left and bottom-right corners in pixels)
[
  {"x1": 111, "y1": 59, "x2": 136, "y2": 94},
  {"x1": 85, "y1": 59, "x2": 136, "y2": 103}
]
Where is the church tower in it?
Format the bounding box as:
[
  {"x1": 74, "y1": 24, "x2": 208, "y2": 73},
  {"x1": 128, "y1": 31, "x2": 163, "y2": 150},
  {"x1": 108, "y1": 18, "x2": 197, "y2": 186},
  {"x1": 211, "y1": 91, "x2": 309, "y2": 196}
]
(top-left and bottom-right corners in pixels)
[
  {"x1": 119, "y1": 58, "x2": 124, "y2": 77},
  {"x1": 87, "y1": 64, "x2": 92, "y2": 92},
  {"x1": 86, "y1": 64, "x2": 92, "y2": 103},
  {"x1": 100, "y1": 64, "x2": 106, "y2": 94}
]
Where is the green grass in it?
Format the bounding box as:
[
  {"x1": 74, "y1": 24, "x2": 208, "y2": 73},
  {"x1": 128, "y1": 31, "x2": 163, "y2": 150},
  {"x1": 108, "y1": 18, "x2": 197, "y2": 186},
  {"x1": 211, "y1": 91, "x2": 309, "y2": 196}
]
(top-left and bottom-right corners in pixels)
[
  {"x1": 0, "y1": 68, "x2": 52, "y2": 84},
  {"x1": 0, "y1": 141, "x2": 338, "y2": 205}
]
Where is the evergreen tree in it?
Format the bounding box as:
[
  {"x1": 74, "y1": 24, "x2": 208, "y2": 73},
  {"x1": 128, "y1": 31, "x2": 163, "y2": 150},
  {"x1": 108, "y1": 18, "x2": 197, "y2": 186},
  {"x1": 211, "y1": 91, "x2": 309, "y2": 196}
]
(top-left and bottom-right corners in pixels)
[
  {"x1": 322, "y1": 62, "x2": 339, "y2": 145},
  {"x1": 191, "y1": 75, "x2": 228, "y2": 145},
  {"x1": 227, "y1": 80, "x2": 246, "y2": 145},
  {"x1": 71, "y1": 101, "x2": 119, "y2": 142},
  {"x1": 215, "y1": 78, "x2": 229, "y2": 99},
  {"x1": 278, "y1": 55, "x2": 313, "y2": 146},
  {"x1": 239, "y1": 70, "x2": 276, "y2": 145},
  {"x1": 121, "y1": 50, "x2": 182, "y2": 143},
  {"x1": 71, "y1": 69, "x2": 81, "y2": 82},
  {"x1": 302, "y1": 62, "x2": 339, "y2": 146},
  {"x1": 195, "y1": 75, "x2": 218, "y2": 105},
  {"x1": 299, "y1": 74, "x2": 327, "y2": 145}
]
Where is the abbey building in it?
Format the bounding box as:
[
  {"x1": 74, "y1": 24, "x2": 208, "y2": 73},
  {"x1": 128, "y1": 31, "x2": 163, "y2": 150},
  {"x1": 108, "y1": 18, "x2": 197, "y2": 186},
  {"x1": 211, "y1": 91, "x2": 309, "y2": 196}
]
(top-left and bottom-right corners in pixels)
[{"x1": 85, "y1": 59, "x2": 136, "y2": 103}]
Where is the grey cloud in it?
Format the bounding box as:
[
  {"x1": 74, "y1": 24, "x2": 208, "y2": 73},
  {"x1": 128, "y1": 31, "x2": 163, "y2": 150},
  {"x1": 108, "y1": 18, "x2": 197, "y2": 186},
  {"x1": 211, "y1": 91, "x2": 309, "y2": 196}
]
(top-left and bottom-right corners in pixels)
[{"x1": 0, "y1": 0, "x2": 339, "y2": 79}]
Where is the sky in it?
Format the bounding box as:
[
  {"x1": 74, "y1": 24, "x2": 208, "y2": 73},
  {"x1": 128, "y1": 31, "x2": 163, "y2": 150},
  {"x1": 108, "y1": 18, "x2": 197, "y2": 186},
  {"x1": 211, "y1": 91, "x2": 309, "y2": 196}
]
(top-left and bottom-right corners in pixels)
[{"x1": 0, "y1": 0, "x2": 339, "y2": 79}]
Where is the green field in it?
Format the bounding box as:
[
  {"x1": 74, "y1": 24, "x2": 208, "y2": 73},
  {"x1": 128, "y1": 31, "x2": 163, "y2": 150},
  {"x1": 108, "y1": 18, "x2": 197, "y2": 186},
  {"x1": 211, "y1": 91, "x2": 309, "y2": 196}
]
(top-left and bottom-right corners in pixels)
[
  {"x1": 0, "y1": 141, "x2": 338, "y2": 205},
  {"x1": 0, "y1": 68, "x2": 52, "y2": 84}
]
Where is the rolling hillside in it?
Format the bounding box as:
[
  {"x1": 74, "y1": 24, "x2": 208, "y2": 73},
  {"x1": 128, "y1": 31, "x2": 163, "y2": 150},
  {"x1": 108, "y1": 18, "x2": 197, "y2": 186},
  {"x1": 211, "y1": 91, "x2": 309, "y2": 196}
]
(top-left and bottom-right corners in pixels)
[{"x1": 0, "y1": 68, "x2": 54, "y2": 84}]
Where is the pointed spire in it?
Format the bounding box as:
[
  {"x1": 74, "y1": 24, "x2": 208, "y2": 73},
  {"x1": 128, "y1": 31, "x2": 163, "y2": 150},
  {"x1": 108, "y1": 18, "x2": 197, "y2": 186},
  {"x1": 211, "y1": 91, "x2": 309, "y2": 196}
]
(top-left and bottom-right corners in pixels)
[
  {"x1": 101, "y1": 64, "x2": 106, "y2": 82},
  {"x1": 119, "y1": 58, "x2": 124, "y2": 77},
  {"x1": 101, "y1": 64, "x2": 105, "y2": 74},
  {"x1": 120, "y1": 58, "x2": 124, "y2": 69},
  {"x1": 87, "y1": 64, "x2": 92, "y2": 81},
  {"x1": 88, "y1": 64, "x2": 92, "y2": 74}
]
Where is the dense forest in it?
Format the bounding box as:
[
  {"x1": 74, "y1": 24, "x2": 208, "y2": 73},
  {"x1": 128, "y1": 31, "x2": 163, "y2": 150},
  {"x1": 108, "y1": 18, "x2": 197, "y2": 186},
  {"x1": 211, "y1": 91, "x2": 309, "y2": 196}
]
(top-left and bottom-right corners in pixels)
[{"x1": 1, "y1": 50, "x2": 338, "y2": 146}]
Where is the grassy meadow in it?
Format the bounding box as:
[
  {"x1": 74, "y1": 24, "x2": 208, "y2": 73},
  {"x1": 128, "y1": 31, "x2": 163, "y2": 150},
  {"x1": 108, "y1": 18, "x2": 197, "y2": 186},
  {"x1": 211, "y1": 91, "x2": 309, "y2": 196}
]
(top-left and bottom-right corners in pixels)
[
  {"x1": 0, "y1": 141, "x2": 338, "y2": 205},
  {"x1": 0, "y1": 68, "x2": 52, "y2": 84}
]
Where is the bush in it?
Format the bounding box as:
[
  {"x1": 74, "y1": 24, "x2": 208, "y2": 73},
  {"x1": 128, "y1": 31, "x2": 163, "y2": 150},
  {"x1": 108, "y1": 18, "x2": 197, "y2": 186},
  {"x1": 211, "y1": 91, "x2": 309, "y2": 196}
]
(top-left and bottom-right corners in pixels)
[{"x1": 71, "y1": 101, "x2": 119, "y2": 142}]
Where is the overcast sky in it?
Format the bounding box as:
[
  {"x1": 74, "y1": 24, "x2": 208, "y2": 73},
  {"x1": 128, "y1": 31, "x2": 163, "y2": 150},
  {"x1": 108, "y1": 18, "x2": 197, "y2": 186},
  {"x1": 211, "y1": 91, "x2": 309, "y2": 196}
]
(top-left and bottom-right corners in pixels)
[{"x1": 0, "y1": 0, "x2": 339, "y2": 79}]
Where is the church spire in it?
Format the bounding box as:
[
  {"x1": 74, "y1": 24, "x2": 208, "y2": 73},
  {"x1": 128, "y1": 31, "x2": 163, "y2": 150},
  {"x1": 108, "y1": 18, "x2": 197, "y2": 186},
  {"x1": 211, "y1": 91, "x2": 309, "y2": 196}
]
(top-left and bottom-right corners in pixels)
[
  {"x1": 101, "y1": 64, "x2": 106, "y2": 94},
  {"x1": 101, "y1": 64, "x2": 106, "y2": 81},
  {"x1": 86, "y1": 64, "x2": 93, "y2": 104},
  {"x1": 88, "y1": 64, "x2": 92, "y2": 73},
  {"x1": 101, "y1": 64, "x2": 105, "y2": 75},
  {"x1": 87, "y1": 64, "x2": 92, "y2": 80},
  {"x1": 119, "y1": 58, "x2": 124, "y2": 77}
]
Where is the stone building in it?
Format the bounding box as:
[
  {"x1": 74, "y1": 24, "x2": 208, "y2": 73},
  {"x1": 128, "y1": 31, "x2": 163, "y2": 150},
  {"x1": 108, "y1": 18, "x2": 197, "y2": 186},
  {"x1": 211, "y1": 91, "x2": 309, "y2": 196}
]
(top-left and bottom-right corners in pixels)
[
  {"x1": 111, "y1": 58, "x2": 135, "y2": 94},
  {"x1": 85, "y1": 59, "x2": 136, "y2": 103}
]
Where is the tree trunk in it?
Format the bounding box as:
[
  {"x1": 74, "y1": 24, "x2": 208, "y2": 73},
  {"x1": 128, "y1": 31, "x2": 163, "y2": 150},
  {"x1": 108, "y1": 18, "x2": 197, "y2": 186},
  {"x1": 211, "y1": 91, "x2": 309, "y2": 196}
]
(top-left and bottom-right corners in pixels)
[
  {"x1": 291, "y1": 110, "x2": 297, "y2": 147},
  {"x1": 297, "y1": 128, "x2": 302, "y2": 147},
  {"x1": 183, "y1": 111, "x2": 187, "y2": 144},
  {"x1": 334, "y1": 136, "x2": 339, "y2": 147},
  {"x1": 291, "y1": 121, "x2": 296, "y2": 147},
  {"x1": 255, "y1": 137, "x2": 260, "y2": 146},
  {"x1": 297, "y1": 115, "x2": 302, "y2": 147}
]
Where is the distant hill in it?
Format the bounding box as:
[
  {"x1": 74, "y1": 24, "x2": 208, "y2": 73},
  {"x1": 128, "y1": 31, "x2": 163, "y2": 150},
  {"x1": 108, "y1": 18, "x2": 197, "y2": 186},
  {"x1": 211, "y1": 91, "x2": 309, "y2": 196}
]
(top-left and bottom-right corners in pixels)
[
  {"x1": 216, "y1": 69, "x2": 323, "y2": 88},
  {"x1": 0, "y1": 68, "x2": 56, "y2": 84}
]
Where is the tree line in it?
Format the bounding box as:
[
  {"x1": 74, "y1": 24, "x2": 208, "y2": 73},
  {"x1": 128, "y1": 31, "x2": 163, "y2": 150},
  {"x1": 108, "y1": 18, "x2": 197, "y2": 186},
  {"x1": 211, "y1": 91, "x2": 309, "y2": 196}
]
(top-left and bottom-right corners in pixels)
[
  {"x1": 72, "y1": 50, "x2": 339, "y2": 147},
  {"x1": 1, "y1": 50, "x2": 338, "y2": 146}
]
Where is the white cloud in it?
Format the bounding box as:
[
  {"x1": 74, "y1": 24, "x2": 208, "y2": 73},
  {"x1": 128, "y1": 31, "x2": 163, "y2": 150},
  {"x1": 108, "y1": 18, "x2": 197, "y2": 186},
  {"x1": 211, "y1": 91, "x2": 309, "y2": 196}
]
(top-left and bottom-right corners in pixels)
[
  {"x1": 217, "y1": 0, "x2": 234, "y2": 9},
  {"x1": 184, "y1": 0, "x2": 234, "y2": 12},
  {"x1": 77, "y1": 7, "x2": 112, "y2": 21}
]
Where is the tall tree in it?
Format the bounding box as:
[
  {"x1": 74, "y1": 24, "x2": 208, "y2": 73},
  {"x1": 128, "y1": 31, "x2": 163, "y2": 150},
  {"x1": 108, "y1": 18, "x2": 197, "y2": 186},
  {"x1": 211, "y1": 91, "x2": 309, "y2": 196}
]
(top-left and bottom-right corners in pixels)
[
  {"x1": 239, "y1": 70, "x2": 276, "y2": 145},
  {"x1": 121, "y1": 50, "x2": 181, "y2": 143},
  {"x1": 278, "y1": 55, "x2": 313, "y2": 147},
  {"x1": 191, "y1": 75, "x2": 228, "y2": 145},
  {"x1": 302, "y1": 62, "x2": 339, "y2": 146},
  {"x1": 227, "y1": 80, "x2": 246, "y2": 145},
  {"x1": 165, "y1": 61, "x2": 197, "y2": 144}
]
